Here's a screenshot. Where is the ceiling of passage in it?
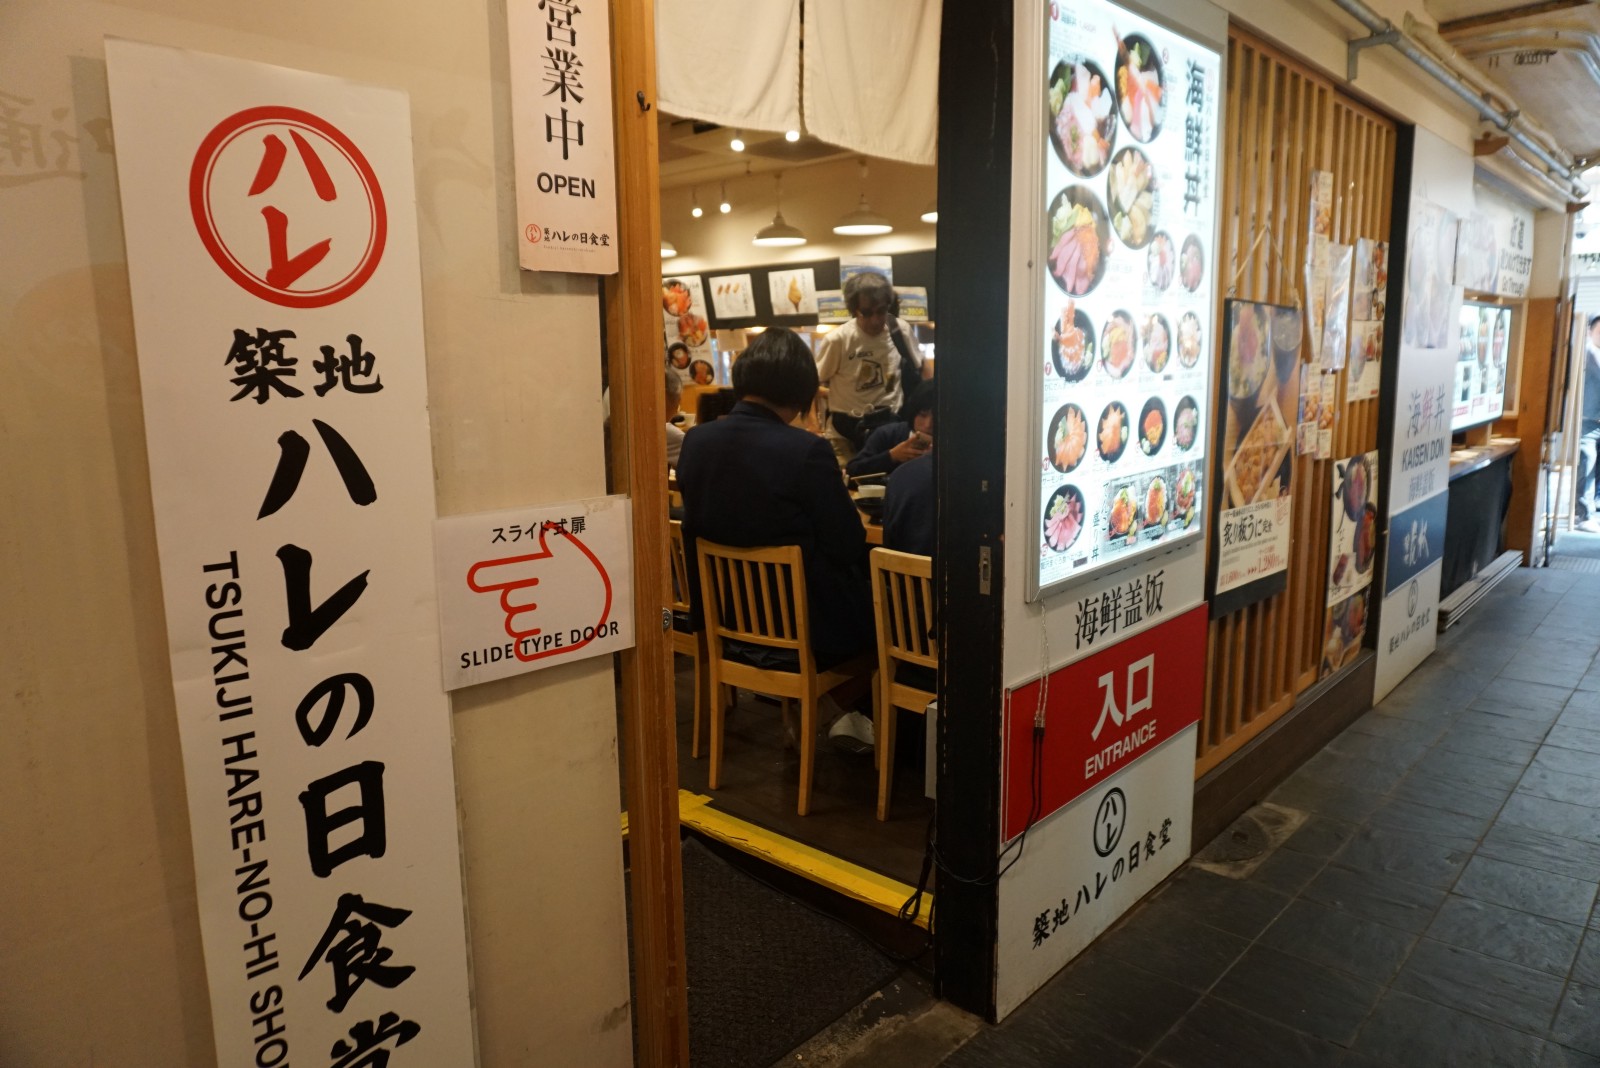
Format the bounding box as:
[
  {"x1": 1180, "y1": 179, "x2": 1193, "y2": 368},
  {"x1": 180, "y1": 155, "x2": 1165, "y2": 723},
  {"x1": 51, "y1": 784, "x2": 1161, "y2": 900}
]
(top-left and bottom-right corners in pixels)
[{"x1": 1433, "y1": 0, "x2": 1600, "y2": 161}]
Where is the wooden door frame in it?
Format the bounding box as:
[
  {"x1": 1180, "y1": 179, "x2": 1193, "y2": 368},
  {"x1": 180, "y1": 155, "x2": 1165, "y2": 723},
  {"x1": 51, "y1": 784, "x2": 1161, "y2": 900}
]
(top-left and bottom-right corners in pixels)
[{"x1": 605, "y1": 1, "x2": 690, "y2": 1063}]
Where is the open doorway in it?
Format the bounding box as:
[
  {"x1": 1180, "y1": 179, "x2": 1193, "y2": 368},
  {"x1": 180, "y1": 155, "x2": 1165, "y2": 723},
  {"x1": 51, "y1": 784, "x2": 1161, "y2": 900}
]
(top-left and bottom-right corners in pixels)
[{"x1": 646, "y1": 112, "x2": 940, "y2": 884}]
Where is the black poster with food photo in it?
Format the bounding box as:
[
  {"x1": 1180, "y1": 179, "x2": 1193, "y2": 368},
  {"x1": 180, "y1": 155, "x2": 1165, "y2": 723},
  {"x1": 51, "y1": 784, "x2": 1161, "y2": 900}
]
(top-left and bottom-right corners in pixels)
[{"x1": 1208, "y1": 298, "x2": 1302, "y2": 618}]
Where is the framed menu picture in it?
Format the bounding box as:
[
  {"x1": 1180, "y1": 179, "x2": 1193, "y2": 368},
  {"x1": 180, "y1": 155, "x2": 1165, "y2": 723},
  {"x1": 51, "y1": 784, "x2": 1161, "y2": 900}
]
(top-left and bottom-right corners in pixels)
[
  {"x1": 1209, "y1": 299, "x2": 1300, "y2": 615},
  {"x1": 1032, "y1": 0, "x2": 1223, "y2": 599}
]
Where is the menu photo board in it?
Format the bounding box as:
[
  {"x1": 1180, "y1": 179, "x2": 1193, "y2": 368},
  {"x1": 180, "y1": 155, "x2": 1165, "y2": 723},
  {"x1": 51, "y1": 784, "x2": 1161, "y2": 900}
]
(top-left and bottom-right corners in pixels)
[
  {"x1": 1452, "y1": 299, "x2": 1512, "y2": 431},
  {"x1": 1034, "y1": 0, "x2": 1222, "y2": 599},
  {"x1": 1209, "y1": 299, "x2": 1300, "y2": 615}
]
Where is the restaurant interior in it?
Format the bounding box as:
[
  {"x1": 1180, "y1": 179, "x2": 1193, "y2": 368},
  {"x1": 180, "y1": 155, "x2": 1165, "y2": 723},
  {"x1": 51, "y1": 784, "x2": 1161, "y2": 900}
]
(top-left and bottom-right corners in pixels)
[{"x1": 631, "y1": 110, "x2": 944, "y2": 890}]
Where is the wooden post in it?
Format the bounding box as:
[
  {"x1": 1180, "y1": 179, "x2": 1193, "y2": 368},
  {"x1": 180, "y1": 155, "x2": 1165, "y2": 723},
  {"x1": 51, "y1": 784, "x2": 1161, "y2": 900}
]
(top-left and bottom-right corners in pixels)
[{"x1": 605, "y1": 1, "x2": 690, "y2": 1064}]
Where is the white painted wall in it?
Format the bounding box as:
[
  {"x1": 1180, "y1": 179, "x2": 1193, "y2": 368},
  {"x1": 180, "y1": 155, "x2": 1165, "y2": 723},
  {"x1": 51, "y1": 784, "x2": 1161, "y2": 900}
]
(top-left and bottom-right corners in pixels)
[{"x1": 0, "y1": 1, "x2": 631, "y2": 1064}]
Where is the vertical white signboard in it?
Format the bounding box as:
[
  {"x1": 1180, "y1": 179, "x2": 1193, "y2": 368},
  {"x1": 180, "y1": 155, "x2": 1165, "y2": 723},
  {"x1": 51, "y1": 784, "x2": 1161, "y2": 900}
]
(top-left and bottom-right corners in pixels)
[
  {"x1": 509, "y1": 0, "x2": 619, "y2": 275},
  {"x1": 105, "y1": 39, "x2": 474, "y2": 1066},
  {"x1": 1375, "y1": 199, "x2": 1459, "y2": 700}
]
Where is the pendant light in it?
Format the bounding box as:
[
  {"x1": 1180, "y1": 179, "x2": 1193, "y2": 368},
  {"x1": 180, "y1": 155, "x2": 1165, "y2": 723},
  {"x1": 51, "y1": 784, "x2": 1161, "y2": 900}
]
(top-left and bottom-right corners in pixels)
[
  {"x1": 920, "y1": 203, "x2": 938, "y2": 223},
  {"x1": 691, "y1": 187, "x2": 703, "y2": 218},
  {"x1": 718, "y1": 180, "x2": 731, "y2": 214},
  {"x1": 753, "y1": 172, "x2": 807, "y2": 247},
  {"x1": 660, "y1": 239, "x2": 678, "y2": 258},
  {"x1": 833, "y1": 159, "x2": 893, "y2": 236},
  {"x1": 784, "y1": 129, "x2": 801, "y2": 142},
  {"x1": 729, "y1": 129, "x2": 745, "y2": 152}
]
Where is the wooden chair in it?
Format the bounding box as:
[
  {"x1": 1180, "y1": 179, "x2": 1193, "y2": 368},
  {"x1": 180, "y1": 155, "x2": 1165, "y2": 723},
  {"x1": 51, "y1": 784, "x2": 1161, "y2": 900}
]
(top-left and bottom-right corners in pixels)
[
  {"x1": 695, "y1": 540, "x2": 873, "y2": 815},
  {"x1": 667, "y1": 520, "x2": 708, "y2": 757},
  {"x1": 869, "y1": 548, "x2": 938, "y2": 821}
]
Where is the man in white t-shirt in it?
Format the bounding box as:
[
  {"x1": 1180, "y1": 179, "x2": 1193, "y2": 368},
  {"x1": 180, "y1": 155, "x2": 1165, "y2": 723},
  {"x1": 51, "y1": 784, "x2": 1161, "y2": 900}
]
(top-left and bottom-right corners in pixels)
[{"x1": 815, "y1": 272, "x2": 925, "y2": 462}]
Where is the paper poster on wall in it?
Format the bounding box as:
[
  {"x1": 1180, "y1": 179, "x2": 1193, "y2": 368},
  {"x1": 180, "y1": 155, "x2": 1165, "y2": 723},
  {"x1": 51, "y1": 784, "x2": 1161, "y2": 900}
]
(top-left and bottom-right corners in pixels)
[
  {"x1": 1296, "y1": 372, "x2": 1319, "y2": 456},
  {"x1": 105, "y1": 38, "x2": 473, "y2": 1066},
  {"x1": 708, "y1": 273, "x2": 756, "y2": 319},
  {"x1": 1321, "y1": 587, "x2": 1371, "y2": 678},
  {"x1": 1321, "y1": 242, "x2": 1353, "y2": 371},
  {"x1": 816, "y1": 289, "x2": 849, "y2": 323},
  {"x1": 1304, "y1": 171, "x2": 1333, "y2": 364},
  {"x1": 1318, "y1": 373, "x2": 1336, "y2": 458},
  {"x1": 895, "y1": 286, "x2": 930, "y2": 322},
  {"x1": 509, "y1": 0, "x2": 618, "y2": 274},
  {"x1": 1474, "y1": 184, "x2": 1533, "y2": 298},
  {"x1": 663, "y1": 274, "x2": 712, "y2": 383},
  {"x1": 1376, "y1": 197, "x2": 1459, "y2": 701},
  {"x1": 435, "y1": 497, "x2": 635, "y2": 690},
  {"x1": 1210, "y1": 299, "x2": 1298, "y2": 612},
  {"x1": 1034, "y1": 0, "x2": 1221, "y2": 598},
  {"x1": 839, "y1": 254, "x2": 893, "y2": 286},
  {"x1": 1455, "y1": 212, "x2": 1497, "y2": 292},
  {"x1": 1327, "y1": 451, "x2": 1379, "y2": 607},
  {"x1": 1348, "y1": 320, "x2": 1383, "y2": 402},
  {"x1": 768, "y1": 267, "x2": 818, "y2": 315}
]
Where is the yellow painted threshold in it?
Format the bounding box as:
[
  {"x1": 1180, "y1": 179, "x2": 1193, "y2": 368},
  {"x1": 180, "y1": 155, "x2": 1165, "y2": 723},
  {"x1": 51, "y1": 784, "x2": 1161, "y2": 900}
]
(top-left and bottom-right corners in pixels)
[{"x1": 676, "y1": 790, "x2": 932, "y2": 930}]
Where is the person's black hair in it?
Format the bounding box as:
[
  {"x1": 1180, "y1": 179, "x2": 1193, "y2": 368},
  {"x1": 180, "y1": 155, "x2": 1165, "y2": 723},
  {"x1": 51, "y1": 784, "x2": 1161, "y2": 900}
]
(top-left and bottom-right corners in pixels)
[
  {"x1": 904, "y1": 377, "x2": 936, "y2": 419},
  {"x1": 731, "y1": 327, "x2": 818, "y2": 409},
  {"x1": 1588, "y1": 313, "x2": 1600, "y2": 332},
  {"x1": 843, "y1": 271, "x2": 894, "y2": 316}
]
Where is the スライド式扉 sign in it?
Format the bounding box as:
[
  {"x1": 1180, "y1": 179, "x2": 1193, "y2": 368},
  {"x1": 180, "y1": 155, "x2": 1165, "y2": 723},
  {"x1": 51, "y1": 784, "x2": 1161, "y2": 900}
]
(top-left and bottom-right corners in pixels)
[{"x1": 434, "y1": 496, "x2": 636, "y2": 690}]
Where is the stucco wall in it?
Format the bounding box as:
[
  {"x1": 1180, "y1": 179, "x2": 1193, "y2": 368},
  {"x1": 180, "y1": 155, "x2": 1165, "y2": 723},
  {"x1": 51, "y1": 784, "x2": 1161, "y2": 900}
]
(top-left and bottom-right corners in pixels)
[{"x1": 0, "y1": 1, "x2": 631, "y2": 1064}]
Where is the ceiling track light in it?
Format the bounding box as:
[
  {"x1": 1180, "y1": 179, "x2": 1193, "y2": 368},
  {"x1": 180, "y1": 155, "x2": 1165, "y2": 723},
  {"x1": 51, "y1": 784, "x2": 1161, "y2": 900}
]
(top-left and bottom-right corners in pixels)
[
  {"x1": 691, "y1": 186, "x2": 703, "y2": 218},
  {"x1": 833, "y1": 158, "x2": 894, "y2": 236},
  {"x1": 753, "y1": 171, "x2": 807, "y2": 247},
  {"x1": 719, "y1": 180, "x2": 731, "y2": 214},
  {"x1": 784, "y1": 128, "x2": 801, "y2": 142}
]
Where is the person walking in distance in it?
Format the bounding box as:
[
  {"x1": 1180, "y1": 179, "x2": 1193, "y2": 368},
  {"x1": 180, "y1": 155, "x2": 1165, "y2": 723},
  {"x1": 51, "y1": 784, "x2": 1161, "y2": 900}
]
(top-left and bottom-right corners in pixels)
[{"x1": 1578, "y1": 315, "x2": 1600, "y2": 532}]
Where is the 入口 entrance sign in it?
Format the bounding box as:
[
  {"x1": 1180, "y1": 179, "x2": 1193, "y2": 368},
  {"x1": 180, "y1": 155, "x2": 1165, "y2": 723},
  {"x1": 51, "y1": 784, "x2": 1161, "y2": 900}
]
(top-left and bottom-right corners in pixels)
[
  {"x1": 996, "y1": 606, "x2": 1205, "y2": 1016},
  {"x1": 434, "y1": 497, "x2": 636, "y2": 690},
  {"x1": 508, "y1": 0, "x2": 619, "y2": 275},
  {"x1": 105, "y1": 38, "x2": 473, "y2": 1067}
]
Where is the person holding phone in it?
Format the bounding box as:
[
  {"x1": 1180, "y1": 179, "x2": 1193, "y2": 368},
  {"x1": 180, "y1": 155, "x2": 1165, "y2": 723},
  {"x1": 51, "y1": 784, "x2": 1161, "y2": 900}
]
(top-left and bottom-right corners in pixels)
[{"x1": 844, "y1": 380, "x2": 935, "y2": 480}]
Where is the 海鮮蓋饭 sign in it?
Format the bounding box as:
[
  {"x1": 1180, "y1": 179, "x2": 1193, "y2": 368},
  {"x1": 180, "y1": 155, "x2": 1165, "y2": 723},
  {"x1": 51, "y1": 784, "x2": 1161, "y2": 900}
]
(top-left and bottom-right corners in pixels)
[{"x1": 106, "y1": 38, "x2": 473, "y2": 1066}]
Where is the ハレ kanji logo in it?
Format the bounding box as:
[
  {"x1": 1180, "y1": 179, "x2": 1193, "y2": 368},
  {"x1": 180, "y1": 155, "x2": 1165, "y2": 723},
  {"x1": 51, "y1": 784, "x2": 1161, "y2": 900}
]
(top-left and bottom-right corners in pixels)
[
  {"x1": 524, "y1": 222, "x2": 542, "y2": 244},
  {"x1": 189, "y1": 106, "x2": 386, "y2": 308}
]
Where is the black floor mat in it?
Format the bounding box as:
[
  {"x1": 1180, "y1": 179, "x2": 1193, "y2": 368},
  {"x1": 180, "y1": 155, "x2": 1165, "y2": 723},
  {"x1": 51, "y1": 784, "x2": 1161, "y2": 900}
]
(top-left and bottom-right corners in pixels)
[{"x1": 678, "y1": 836, "x2": 903, "y2": 1068}]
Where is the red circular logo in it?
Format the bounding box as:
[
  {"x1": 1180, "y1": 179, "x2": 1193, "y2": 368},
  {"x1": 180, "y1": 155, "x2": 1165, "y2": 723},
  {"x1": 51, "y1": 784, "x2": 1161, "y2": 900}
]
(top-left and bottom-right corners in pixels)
[
  {"x1": 189, "y1": 106, "x2": 386, "y2": 308},
  {"x1": 524, "y1": 223, "x2": 542, "y2": 244}
]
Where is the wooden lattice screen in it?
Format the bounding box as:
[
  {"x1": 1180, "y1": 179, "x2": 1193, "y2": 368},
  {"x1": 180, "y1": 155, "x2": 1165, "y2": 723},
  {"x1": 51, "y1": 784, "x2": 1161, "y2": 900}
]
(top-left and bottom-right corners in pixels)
[{"x1": 1197, "y1": 29, "x2": 1396, "y2": 775}]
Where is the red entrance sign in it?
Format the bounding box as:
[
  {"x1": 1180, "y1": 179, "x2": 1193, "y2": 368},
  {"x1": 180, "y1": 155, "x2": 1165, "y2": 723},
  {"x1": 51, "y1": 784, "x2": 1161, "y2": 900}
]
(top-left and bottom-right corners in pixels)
[
  {"x1": 1004, "y1": 606, "x2": 1206, "y2": 840},
  {"x1": 189, "y1": 105, "x2": 387, "y2": 308}
]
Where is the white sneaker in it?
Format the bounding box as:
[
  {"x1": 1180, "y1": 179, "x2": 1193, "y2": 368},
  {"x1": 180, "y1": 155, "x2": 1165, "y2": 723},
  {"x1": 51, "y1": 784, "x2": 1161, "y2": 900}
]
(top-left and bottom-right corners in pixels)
[{"x1": 828, "y1": 710, "x2": 876, "y2": 754}]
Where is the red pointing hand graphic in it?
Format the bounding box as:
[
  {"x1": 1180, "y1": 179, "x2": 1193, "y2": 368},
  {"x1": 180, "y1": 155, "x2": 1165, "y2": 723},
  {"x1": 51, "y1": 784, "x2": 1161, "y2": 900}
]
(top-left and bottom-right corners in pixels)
[{"x1": 466, "y1": 522, "x2": 614, "y2": 663}]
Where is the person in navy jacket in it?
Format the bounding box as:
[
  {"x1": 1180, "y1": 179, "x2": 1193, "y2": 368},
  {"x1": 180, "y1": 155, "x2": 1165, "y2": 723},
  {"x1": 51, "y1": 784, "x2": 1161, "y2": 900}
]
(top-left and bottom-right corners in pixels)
[
  {"x1": 844, "y1": 379, "x2": 935, "y2": 482},
  {"x1": 678, "y1": 327, "x2": 874, "y2": 668}
]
